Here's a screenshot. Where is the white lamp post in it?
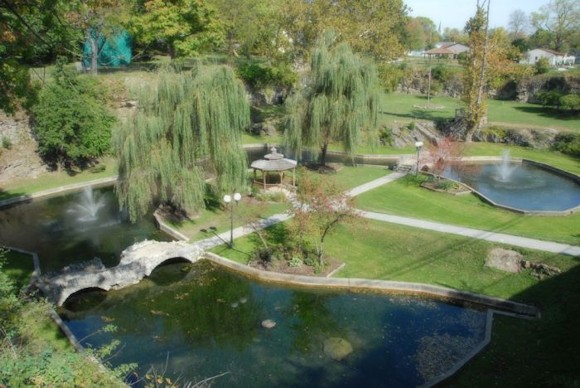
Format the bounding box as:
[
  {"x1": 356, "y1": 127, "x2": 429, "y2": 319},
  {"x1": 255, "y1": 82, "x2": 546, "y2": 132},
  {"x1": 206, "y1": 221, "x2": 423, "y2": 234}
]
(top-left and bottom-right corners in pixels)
[
  {"x1": 223, "y1": 192, "x2": 241, "y2": 248},
  {"x1": 415, "y1": 141, "x2": 423, "y2": 175}
]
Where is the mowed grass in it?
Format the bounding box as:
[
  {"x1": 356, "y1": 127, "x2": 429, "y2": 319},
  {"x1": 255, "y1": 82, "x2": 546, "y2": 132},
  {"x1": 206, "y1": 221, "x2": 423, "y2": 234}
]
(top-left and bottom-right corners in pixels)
[
  {"x1": 356, "y1": 175, "x2": 580, "y2": 246},
  {"x1": 169, "y1": 165, "x2": 388, "y2": 242},
  {"x1": 0, "y1": 157, "x2": 118, "y2": 201},
  {"x1": 463, "y1": 143, "x2": 580, "y2": 175},
  {"x1": 211, "y1": 217, "x2": 575, "y2": 300},
  {"x1": 380, "y1": 93, "x2": 580, "y2": 132}
]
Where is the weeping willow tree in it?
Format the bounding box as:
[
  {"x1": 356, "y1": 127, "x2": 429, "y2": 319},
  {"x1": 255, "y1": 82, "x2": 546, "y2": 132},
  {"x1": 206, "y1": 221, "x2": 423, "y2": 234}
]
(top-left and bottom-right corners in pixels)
[
  {"x1": 284, "y1": 31, "x2": 379, "y2": 165},
  {"x1": 114, "y1": 64, "x2": 249, "y2": 222}
]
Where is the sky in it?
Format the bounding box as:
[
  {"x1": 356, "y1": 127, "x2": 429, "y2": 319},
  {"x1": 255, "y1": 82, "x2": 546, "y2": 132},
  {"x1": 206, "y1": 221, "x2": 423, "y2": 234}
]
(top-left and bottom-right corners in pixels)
[{"x1": 405, "y1": 0, "x2": 552, "y2": 31}]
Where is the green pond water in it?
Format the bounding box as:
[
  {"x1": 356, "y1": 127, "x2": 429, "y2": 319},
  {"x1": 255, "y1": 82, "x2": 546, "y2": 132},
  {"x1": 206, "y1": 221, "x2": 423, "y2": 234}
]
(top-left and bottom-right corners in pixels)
[{"x1": 61, "y1": 261, "x2": 488, "y2": 387}]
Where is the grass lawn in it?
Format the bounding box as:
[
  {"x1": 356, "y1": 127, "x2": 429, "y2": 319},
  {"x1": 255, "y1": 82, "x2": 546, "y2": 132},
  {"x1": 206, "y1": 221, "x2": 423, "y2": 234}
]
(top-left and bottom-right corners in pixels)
[
  {"x1": 0, "y1": 156, "x2": 118, "y2": 201},
  {"x1": 380, "y1": 93, "x2": 580, "y2": 133},
  {"x1": 462, "y1": 143, "x2": 580, "y2": 175},
  {"x1": 356, "y1": 175, "x2": 580, "y2": 246},
  {"x1": 168, "y1": 165, "x2": 388, "y2": 241},
  {"x1": 211, "y1": 218, "x2": 579, "y2": 386}
]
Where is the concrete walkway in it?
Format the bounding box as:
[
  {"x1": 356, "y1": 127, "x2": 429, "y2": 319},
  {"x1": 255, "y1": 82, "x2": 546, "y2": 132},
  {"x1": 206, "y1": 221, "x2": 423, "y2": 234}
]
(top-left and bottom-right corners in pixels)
[
  {"x1": 361, "y1": 210, "x2": 580, "y2": 257},
  {"x1": 194, "y1": 172, "x2": 580, "y2": 257}
]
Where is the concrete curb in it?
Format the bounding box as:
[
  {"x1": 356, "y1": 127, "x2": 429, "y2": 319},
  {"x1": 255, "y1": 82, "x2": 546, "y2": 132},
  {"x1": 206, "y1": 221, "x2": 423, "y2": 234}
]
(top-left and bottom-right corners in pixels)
[
  {"x1": 0, "y1": 176, "x2": 117, "y2": 209},
  {"x1": 203, "y1": 252, "x2": 539, "y2": 318}
]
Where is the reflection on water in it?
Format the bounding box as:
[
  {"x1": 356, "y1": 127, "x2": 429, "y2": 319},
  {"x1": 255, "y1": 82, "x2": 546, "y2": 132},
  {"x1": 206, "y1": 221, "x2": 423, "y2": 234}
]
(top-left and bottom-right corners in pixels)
[
  {"x1": 0, "y1": 187, "x2": 171, "y2": 272},
  {"x1": 444, "y1": 162, "x2": 580, "y2": 212},
  {"x1": 61, "y1": 261, "x2": 488, "y2": 387}
]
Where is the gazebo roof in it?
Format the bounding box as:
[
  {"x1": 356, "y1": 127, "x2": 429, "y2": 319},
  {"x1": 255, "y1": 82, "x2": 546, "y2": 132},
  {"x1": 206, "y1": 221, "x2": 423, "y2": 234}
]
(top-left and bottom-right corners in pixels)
[{"x1": 250, "y1": 147, "x2": 297, "y2": 171}]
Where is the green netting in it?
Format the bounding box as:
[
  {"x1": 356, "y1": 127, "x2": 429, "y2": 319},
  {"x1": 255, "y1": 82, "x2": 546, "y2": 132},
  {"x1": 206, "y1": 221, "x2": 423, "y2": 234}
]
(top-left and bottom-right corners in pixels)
[{"x1": 83, "y1": 29, "x2": 132, "y2": 68}]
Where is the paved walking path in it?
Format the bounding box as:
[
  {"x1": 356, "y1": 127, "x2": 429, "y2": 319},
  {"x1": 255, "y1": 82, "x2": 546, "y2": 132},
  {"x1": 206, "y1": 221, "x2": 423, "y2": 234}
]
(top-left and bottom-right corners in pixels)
[
  {"x1": 194, "y1": 171, "x2": 580, "y2": 257},
  {"x1": 360, "y1": 210, "x2": 580, "y2": 257}
]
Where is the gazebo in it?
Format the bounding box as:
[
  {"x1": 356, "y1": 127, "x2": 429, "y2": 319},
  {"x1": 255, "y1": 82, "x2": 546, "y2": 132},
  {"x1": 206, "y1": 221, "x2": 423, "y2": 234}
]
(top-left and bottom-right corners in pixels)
[{"x1": 250, "y1": 147, "x2": 297, "y2": 189}]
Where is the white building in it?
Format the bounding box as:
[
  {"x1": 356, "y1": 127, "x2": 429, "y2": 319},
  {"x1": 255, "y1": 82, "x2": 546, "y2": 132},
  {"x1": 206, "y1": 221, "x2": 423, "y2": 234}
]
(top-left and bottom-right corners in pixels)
[{"x1": 522, "y1": 48, "x2": 575, "y2": 66}]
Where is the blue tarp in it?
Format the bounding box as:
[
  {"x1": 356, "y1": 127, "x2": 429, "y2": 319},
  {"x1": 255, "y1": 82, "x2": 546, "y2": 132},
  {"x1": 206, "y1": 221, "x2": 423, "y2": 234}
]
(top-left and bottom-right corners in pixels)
[{"x1": 83, "y1": 29, "x2": 132, "y2": 68}]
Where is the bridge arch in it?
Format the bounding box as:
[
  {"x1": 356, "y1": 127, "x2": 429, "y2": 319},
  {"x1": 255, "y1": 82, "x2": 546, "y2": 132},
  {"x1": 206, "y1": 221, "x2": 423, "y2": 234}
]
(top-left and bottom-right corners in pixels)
[
  {"x1": 62, "y1": 287, "x2": 108, "y2": 310},
  {"x1": 37, "y1": 240, "x2": 205, "y2": 306},
  {"x1": 144, "y1": 256, "x2": 197, "y2": 278}
]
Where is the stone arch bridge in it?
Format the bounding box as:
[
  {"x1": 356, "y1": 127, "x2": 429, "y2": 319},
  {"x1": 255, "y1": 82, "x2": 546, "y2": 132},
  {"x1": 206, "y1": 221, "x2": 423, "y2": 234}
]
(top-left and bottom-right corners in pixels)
[{"x1": 34, "y1": 240, "x2": 204, "y2": 306}]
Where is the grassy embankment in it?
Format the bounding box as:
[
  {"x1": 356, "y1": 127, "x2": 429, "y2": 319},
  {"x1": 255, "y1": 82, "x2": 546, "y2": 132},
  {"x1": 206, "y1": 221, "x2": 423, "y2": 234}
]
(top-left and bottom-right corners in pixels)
[{"x1": 378, "y1": 93, "x2": 580, "y2": 133}]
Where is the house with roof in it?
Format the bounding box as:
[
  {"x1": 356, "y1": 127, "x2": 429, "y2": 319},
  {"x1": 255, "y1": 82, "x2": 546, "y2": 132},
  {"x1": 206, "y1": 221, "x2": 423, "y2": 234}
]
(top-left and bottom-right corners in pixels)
[
  {"x1": 426, "y1": 43, "x2": 469, "y2": 59},
  {"x1": 521, "y1": 48, "x2": 575, "y2": 66}
]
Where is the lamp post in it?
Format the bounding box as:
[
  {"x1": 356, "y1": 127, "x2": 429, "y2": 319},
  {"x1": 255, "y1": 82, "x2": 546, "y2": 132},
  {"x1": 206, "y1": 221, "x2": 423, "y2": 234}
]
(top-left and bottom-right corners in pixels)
[
  {"x1": 223, "y1": 192, "x2": 241, "y2": 248},
  {"x1": 414, "y1": 141, "x2": 423, "y2": 175}
]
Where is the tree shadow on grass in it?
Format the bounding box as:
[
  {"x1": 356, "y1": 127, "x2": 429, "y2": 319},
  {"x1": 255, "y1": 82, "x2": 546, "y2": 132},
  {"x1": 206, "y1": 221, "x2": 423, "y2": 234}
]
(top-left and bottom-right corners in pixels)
[
  {"x1": 445, "y1": 259, "x2": 580, "y2": 386},
  {"x1": 513, "y1": 105, "x2": 579, "y2": 122},
  {"x1": 0, "y1": 189, "x2": 31, "y2": 206},
  {"x1": 379, "y1": 109, "x2": 452, "y2": 122}
]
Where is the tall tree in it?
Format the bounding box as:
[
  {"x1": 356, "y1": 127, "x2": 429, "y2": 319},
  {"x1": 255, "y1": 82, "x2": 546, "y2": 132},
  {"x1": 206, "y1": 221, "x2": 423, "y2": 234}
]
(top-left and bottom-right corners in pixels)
[
  {"x1": 404, "y1": 16, "x2": 440, "y2": 51},
  {"x1": 32, "y1": 58, "x2": 115, "y2": 169},
  {"x1": 65, "y1": 0, "x2": 132, "y2": 74},
  {"x1": 206, "y1": 0, "x2": 282, "y2": 59},
  {"x1": 531, "y1": 0, "x2": 580, "y2": 52},
  {"x1": 442, "y1": 27, "x2": 468, "y2": 44},
  {"x1": 284, "y1": 31, "x2": 379, "y2": 166},
  {"x1": 128, "y1": 0, "x2": 223, "y2": 58},
  {"x1": 114, "y1": 64, "x2": 249, "y2": 222},
  {"x1": 0, "y1": 0, "x2": 74, "y2": 113},
  {"x1": 461, "y1": 0, "x2": 490, "y2": 142},
  {"x1": 508, "y1": 9, "x2": 529, "y2": 39},
  {"x1": 279, "y1": 0, "x2": 408, "y2": 61}
]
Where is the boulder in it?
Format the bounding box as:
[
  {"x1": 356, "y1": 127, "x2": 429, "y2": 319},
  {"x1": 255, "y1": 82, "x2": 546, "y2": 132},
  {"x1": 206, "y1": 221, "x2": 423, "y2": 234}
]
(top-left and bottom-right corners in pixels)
[
  {"x1": 485, "y1": 248, "x2": 523, "y2": 273},
  {"x1": 323, "y1": 337, "x2": 353, "y2": 361}
]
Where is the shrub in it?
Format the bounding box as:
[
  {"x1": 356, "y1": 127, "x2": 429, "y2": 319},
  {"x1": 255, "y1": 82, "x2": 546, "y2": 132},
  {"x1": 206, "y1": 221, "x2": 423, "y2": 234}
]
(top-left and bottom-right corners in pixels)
[
  {"x1": 537, "y1": 91, "x2": 580, "y2": 111},
  {"x1": 551, "y1": 133, "x2": 580, "y2": 157},
  {"x1": 378, "y1": 127, "x2": 393, "y2": 146},
  {"x1": 1, "y1": 136, "x2": 12, "y2": 149},
  {"x1": 237, "y1": 61, "x2": 297, "y2": 89},
  {"x1": 560, "y1": 93, "x2": 580, "y2": 111},
  {"x1": 534, "y1": 57, "x2": 550, "y2": 75},
  {"x1": 378, "y1": 62, "x2": 412, "y2": 92},
  {"x1": 431, "y1": 63, "x2": 451, "y2": 83}
]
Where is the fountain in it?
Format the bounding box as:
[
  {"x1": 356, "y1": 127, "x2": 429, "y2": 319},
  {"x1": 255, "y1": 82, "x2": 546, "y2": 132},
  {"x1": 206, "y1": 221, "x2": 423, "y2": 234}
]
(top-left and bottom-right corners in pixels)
[
  {"x1": 68, "y1": 186, "x2": 106, "y2": 222},
  {"x1": 0, "y1": 186, "x2": 171, "y2": 271},
  {"x1": 443, "y1": 153, "x2": 580, "y2": 213},
  {"x1": 495, "y1": 150, "x2": 517, "y2": 182}
]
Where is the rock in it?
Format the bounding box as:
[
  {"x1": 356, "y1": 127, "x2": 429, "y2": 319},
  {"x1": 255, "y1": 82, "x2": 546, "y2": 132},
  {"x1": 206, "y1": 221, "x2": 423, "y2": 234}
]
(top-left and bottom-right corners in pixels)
[
  {"x1": 261, "y1": 319, "x2": 276, "y2": 329},
  {"x1": 485, "y1": 248, "x2": 523, "y2": 273},
  {"x1": 323, "y1": 337, "x2": 353, "y2": 361}
]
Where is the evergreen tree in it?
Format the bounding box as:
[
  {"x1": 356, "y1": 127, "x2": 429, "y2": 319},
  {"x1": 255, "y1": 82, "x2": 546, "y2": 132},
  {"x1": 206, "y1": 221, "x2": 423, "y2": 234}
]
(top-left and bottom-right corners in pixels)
[
  {"x1": 284, "y1": 31, "x2": 379, "y2": 166},
  {"x1": 114, "y1": 64, "x2": 249, "y2": 222}
]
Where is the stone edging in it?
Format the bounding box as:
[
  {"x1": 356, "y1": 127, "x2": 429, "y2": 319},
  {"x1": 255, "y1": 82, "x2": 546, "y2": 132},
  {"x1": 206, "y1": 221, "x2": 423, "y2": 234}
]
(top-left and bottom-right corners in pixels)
[
  {"x1": 203, "y1": 252, "x2": 539, "y2": 318},
  {"x1": 434, "y1": 158, "x2": 580, "y2": 215},
  {"x1": 153, "y1": 210, "x2": 189, "y2": 241},
  {"x1": 0, "y1": 176, "x2": 117, "y2": 209}
]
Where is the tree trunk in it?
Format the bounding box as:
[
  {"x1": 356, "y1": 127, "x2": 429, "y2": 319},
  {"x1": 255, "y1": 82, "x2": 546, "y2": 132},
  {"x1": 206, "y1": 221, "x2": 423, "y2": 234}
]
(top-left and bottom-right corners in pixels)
[
  {"x1": 89, "y1": 36, "x2": 98, "y2": 75},
  {"x1": 319, "y1": 143, "x2": 328, "y2": 166}
]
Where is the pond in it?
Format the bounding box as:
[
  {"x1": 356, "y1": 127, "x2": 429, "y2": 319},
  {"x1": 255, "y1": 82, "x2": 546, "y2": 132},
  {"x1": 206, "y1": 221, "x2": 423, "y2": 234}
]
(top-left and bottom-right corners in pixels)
[
  {"x1": 0, "y1": 187, "x2": 170, "y2": 272},
  {"x1": 443, "y1": 161, "x2": 580, "y2": 212},
  {"x1": 61, "y1": 261, "x2": 488, "y2": 387}
]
